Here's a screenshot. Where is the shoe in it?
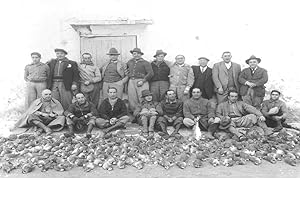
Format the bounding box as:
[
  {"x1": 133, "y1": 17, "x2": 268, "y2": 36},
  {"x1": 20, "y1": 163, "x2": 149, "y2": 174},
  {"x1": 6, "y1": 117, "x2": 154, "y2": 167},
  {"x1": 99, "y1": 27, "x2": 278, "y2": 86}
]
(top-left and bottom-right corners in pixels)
[{"x1": 273, "y1": 126, "x2": 283, "y2": 132}]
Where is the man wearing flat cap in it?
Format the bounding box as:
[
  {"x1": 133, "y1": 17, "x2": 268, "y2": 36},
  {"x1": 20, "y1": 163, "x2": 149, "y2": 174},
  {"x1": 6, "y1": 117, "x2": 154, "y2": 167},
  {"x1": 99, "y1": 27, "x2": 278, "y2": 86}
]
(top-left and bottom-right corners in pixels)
[
  {"x1": 191, "y1": 57, "x2": 216, "y2": 109},
  {"x1": 239, "y1": 55, "x2": 268, "y2": 109},
  {"x1": 126, "y1": 48, "x2": 154, "y2": 112},
  {"x1": 149, "y1": 50, "x2": 171, "y2": 102},
  {"x1": 101, "y1": 48, "x2": 128, "y2": 101},
  {"x1": 47, "y1": 48, "x2": 79, "y2": 110},
  {"x1": 212, "y1": 51, "x2": 241, "y2": 104},
  {"x1": 24, "y1": 52, "x2": 50, "y2": 109}
]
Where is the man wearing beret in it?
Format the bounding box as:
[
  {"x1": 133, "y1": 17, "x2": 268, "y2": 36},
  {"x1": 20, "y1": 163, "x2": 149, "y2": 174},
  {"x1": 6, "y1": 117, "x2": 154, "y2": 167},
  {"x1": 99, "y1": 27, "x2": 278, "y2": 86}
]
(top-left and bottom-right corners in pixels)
[
  {"x1": 261, "y1": 90, "x2": 288, "y2": 132},
  {"x1": 191, "y1": 57, "x2": 216, "y2": 109},
  {"x1": 212, "y1": 51, "x2": 241, "y2": 104},
  {"x1": 47, "y1": 48, "x2": 79, "y2": 110},
  {"x1": 24, "y1": 52, "x2": 50, "y2": 109},
  {"x1": 239, "y1": 55, "x2": 268, "y2": 109},
  {"x1": 149, "y1": 50, "x2": 170, "y2": 102},
  {"x1": 126, "y1": 48, "x2": 154, "y2": 112}
]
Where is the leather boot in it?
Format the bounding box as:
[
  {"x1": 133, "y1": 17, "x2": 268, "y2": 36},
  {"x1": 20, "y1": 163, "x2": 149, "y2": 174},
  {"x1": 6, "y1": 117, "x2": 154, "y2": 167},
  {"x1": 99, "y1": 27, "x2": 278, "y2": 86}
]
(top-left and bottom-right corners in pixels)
[
  {"x1": 228, "y1": 126, "x2": 246, "y2": 141},
  {"x1": 158, "y1": 121, "x2": 169, "y2": 137},
  {"x1": 32, "y1": 120, "x2": 52, "y2": 135},
  {"x1": 64, "y1": 124, "x2": 75, "y2": 137},
  {"x1": 273, "y1": 120, "x2": 283, "y2": 132},
  {"x1": 148, "y1": 116, "x2": 157, "y2": 137},
  {"x1": 257, "y1": 121, "x2": 273, "y2": 136},
  {"x1": 103, "y1": 122, "x2": 124, "y2": 134},
  {"x1": 86, "y1": 124, "x2": 94, "y2": 138},
  {"x1": 170, "y1": 123, "x2": 182, "y2": 137}
]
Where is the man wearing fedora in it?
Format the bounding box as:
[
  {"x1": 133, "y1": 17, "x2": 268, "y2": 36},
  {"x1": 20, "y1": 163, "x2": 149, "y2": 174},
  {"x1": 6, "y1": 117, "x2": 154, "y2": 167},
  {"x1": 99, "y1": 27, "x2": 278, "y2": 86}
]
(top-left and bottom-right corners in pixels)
[
  {"x1": 78, "y1": 53, "x2": 102, "y2": 107},
  {"x1": 47, "y1": 48, "x2": 79, "y2": 110},
  {"x1": 101, "y1": 48, "x2": 128, "y2": 100},
  {"x1": 169, "y1": 55, "x2": 194, "y2": 102},
  {"x1": 126, "y1": 48, "x2": 153, "y2": 112},
  {"x1": 239, "y1": 55, "x2": 268, "y2": 109},
  {"x1": 212, "y1": 51, "x2": 241, "y2": 104},
  {"x1": 149, "y1": 50, "x2": 170, "y2": 102},
  {"x1": 191, "y1": 57, "x2": 216, "y2": 109}
]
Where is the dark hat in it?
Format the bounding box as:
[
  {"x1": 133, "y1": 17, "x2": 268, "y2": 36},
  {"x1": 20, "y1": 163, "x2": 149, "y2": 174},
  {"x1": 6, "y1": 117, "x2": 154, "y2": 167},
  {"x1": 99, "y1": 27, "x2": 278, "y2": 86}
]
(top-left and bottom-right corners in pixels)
[
  {"x1": 245, "y1": 55, "x2": 261, "y2": 64},
  {"x1": 198, "y1": 57, "x2": 209, "y2": 61},
  {"x1": 130, "y1": 48, "x2": 144, "y2": 55},
  {"x1": 153, "y1": 50, "x2": 167, "y2": 57},
  {"x1": 107, "y1": 48, "x2": 120, "y2": 55},
  {"x1": 31, "y1": 52, "x2": 41, "y2": 57},
  {"x1": 141, "y1": 90, "x2": 152, "y2": 98},
  {"x1": 54, "y1": 48, "x2": 68, "y2": 55},
  {"x1": 271, "y1": 90, "x2": 281, "y2": 95},
  {"x1": 219, "y1": 116, "x2": 232, "y2": 130}
]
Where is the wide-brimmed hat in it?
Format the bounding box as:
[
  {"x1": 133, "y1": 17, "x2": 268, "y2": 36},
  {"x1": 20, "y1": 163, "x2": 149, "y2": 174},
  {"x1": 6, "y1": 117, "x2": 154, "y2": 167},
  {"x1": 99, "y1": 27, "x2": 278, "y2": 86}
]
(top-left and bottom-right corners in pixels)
[
  {"x1": 107, "y1": 48, "x2": 120, "y2": 55},
  {"x1": 219, "y1": 116, "x2": 232, "y2": 130},
  {"x1": 130, "y1": 48, "x2": 144, "y2": 55},
  {"x1": 198, "y1": 57, "x2": 210, "y2": 61},
  {"x1": 153, "y1": 50, "x2": 167, "y2": 57},
  {"x1": 141, "y1": 90, "x2": 152, "y2": 98},
  {"x1": 245, "y1": 55, "x2": 261, "y2": 64},
  {"x1": 54, "y1": 48, "x2": 68, "y2": 55}
]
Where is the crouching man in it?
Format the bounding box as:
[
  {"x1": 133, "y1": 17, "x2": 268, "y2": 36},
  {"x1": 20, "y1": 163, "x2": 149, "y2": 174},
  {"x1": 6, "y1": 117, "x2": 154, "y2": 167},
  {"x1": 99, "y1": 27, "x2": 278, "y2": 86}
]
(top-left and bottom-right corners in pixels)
[
  {"x1": 96, "y1": 87, "x2": 130, "y2": 134},
  {"x1": 261, "y1": 90, "x2": 288, "y2": 132},
  {"x1": 134, "y1": 90, "x2": 162, "y2": 138},
  {"x1": 14, "y1": 89, "x2": 65, "y2": 135},
  {"x1": 183, "y1": 88, "x2": 219, "y2": 139},
  {"x1": 156, "y1": 89, "x2": 183, "y2": 138},
  {"x1": 216, "y1": 89, "x2": 273, "y2": 140},
  {"x1": 64, "y1": 93, "x2": 98, "y2": 138}
]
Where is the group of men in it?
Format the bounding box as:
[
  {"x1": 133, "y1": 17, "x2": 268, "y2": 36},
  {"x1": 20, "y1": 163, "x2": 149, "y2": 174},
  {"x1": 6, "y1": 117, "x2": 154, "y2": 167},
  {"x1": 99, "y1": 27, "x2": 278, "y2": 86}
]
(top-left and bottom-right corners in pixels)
[{"x1": 15, "y1": 47, "x2": 288, "y2": 140}]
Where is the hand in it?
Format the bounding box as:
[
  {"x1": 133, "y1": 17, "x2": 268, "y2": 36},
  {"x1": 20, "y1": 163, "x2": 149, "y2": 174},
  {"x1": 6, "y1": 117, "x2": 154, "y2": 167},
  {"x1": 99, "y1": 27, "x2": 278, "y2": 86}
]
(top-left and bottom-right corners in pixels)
[
  {"x1": 258, "y1": 116, "x2": 266, "y2": 122},
  {"x1": 245, "y1": 81, "x2": 256, "y2": 88},
  {"x1": 137, "y1": 80, "x2": 144, "y2": 87},
  {"x1": 49, "y1": 113, "x2": 57, "y2": 118},
  {"x1": 71, "y1": 84, "x2": 77, "y2": 91},
  {"x1": 72, "y1": 116, "x2": 80, "y2": 122},
  {"x1": 84, "y1": 81, "x2": 90, "y2": 85},
  {"x1": 273, "y1": 116, "x2": 282, "y2": 121},
  {"x1": 217, "y1": 87, "x2": 224, "y2": 94},
  {"x1": 79, "y1": 116, "x2": 86, "y2": 121},
  {"x1": 110, "y1": 118, "x2": 117, "y2": 125},
  {"x1": 208, "y1": 118, "x2": 215, "y2": 124},
  {"x1": 40, "y1": 112, "x2": 49, "y2": 118},
  {"x1": 167, "y1": 117, "x2": 173, "y2": 123}
]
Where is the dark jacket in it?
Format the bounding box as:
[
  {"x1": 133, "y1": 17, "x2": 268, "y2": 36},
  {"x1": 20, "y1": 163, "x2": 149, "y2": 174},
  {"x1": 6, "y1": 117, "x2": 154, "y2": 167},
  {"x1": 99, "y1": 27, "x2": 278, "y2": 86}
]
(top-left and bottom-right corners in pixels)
[
  {"x1": 157, "y1": 99, "x2": 183, "y2": 118},
  {"x1": 64, "y1": 101, "x2": 98, "y2": 118},
  {"x1": 183, "y1": 97, "x2": 215, "y2": 120},
  {"x1": 150, "y1": 61, "x2": 170, "y2": 82},
  {"x1": 47, "y1": 58, "x2": 79, "y2": 91},
  {"x1": 98, "y1": 98, "x2": 128, "y2": 119},
  {"x1": 126, "y1": 58, "x2": 154, "y2": 81},
  {"x1": 191, "y1": 66, "x2": 214, "y2": 99},
  {"x1": 238, "y1": 66, "x2": 268, "y2": 97},
  {"x1": 133, "y1": 100, "x2": 162, "y2": 117}
]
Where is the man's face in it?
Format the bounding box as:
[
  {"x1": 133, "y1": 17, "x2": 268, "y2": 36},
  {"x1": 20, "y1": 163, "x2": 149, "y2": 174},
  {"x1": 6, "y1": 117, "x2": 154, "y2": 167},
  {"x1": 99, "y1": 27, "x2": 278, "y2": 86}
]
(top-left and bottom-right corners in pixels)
[
  {"x1": 222, "y1": 53, "x2": 232, "y2": 63},
  {"x1": 228, "y1": 92, "x2": 239, "y2": 103},
  {"x1": 42, "y1": 90, "x2": 52, "y2": 101},
  {"x1": 82, "y1": 54, "x2": 92, "y2": 63},
  {"x1": 144, "y1": 95, "x2": 153, "y2": 102},
  {"x1": 199, "y1": 59, "x2": 208, "y2": 67},
  {"x1": 192, "y1": 88, "x2": 202, "y2": 99},
  {"x1": 31, "y1": 55, "x2": 41, "y2": 64},
  {"x1": 156, "y1": 54, "x2": 165, "y2": 62},
  {"x1": 132, "y1": 52, "x2": 142, "y2": 59},
  {"x1": 56, "y1": 51, "x2": 66, "y2": 60},
  {"x1": 109, "y1": 54, "x2": 119, "y2": 61},
  {"x1": 108, "y1": 89, "x2": 117, "y2": 99},
  {"x1": 271, "y1": 92, "x2": 280, "y2": 101},
  {"x1": 248, "y1": 59, "x2": 258, "y2": 69},
  {"x1": 175, "y1": 55, "x2": 185, "y2": 65},
  {"x1": 166, "y1": 91, "x2": 176, "y2": 101},
  {"x1": 76, "y1": 93, "x2": 86, "y2": 105}
]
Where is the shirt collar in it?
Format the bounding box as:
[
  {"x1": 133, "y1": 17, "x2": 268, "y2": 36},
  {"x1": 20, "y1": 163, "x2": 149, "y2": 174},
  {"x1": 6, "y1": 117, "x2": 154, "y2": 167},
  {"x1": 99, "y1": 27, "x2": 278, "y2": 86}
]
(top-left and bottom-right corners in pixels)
[
  {"x1": 200, "y1": 66, "x2": 207, "y2": 71},
  {"x1": 251, "y1": 66, "x2": 258, "y2": 72},
  {"x1": 225, "y1": 62, "x2": 232, "y2": 69},
  {"x1": 31, "y1": 62, "x2": 42, "y2": 66},
  {"x1": 166, "y1": 98, "x2": 177, "y2": 104}
]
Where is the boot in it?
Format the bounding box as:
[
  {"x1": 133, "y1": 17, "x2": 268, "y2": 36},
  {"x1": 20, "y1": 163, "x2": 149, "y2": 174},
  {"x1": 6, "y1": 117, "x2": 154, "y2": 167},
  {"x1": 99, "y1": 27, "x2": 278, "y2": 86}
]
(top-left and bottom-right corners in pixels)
[
  {"x1": 228, "y1": 126, "x2": 246, "y2": 141},
  {"x1": 257, "y1": 121, "x2": 273, "y2": 136},
  {"x1": 103, "y1": 122, "x2": 124, "y2": 134},
  {"x1": 32, "y1": 120, "x2": 52, "y2": 136},
  {"x1": 64, "y1": 124, "x2": 75, "y2": 137},
  {"x1": 141, "y1": 116, "x2": 149, "y2": 137},
  {"x1": 148, "y1": 116, "x2": 157, "y2": 138},
  {"x1": 273, "y1": 120, "x2": 283, "y2": 132},
  {"x1": 86, "y1": 124, "x2": 94, "y2": 138},
  {"x1": 158, "y1": 122, "x2": 169, "y2": 137},
  {"x1": 170, "y1": 123, "x2": 182, "y2": 137}
]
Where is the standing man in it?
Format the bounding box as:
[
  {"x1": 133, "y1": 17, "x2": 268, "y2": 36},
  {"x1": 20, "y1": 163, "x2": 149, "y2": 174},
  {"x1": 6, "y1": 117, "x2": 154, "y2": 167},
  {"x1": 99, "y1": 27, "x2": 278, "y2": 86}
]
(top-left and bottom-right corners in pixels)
[
  {"x1": 101, "y1": 48, "x2": 128, "y2": 100},
  {"x1": 78, "y1": 53, "x2": 102, "y2": 107},
  {"x1": 149, "y1": 50, "x2": 170, "y2": 102},
  {"x1": 47, "y1": 48, "x2": 79, "y2": 110},
  {"x1": 239, "y1": 55, "x2": 268, "y2": 109},
  {"x1": 156, "y1": 89, "x2": 183, "y2": 138},
  {"x1": 169, "y1": 55, "x2": 194, "y2": 101},
  {"x1": 261, "y1": 90, "x2": 288, "y2": 132},
  {"x1": 212, "y1": 51, "x2": 241, "y2": 104},
  {"x1": 24, "y1": 52, "x2": 50, "y2": 109},
  {"x1": 126, "y1": 48, "x2": 153, "y2": 112}
]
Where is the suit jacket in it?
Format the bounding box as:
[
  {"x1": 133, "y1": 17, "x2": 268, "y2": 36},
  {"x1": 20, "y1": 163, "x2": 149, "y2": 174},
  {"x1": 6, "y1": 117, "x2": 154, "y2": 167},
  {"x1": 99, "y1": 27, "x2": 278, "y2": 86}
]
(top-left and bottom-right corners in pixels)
[
  {"x1": 191, "y1": 66, "x2": 214, "y2": 99},
  {"x1": 238, "y1": 66, "x2": 268, "y2": 97},
  {"x1": 100, "y1": 60, "x2": 128, "y2": 84},
  {"x1": 47, "y1": 58, "x2": 79, "y2": 91},
  {"x1": 212, "y1": 61, "x2": 241, "y2": 92}
]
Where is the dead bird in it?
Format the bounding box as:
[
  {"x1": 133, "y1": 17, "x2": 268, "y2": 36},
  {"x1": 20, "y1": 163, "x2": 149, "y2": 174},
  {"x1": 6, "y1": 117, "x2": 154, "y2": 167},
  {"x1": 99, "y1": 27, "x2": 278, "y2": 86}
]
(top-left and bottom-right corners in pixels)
[
  {"x1": 132, "y1": 161, "x2": 144, "y2": 170},
  {"x1": 176, "y1": 161, "x2": 187, "y2": 169},
  {"x1": 222, "y1": 158, "x2": 235, "y2": 167},
  {"x1": 83, "y1": 162, "x2": 95, "y2": 172},
  {"x1": 21, "y1": 163, "x2": 35, "y2": 174},
  {"x1": 284, "y1": 157, "x2": 297, "y2": 166},
  {"x1": 117, "y1": 160, "x2": 126, "y2": 169},
  {"x1": 209, "y1": 157, "x2": 220, "y2": 167},
  {"x1": 1, "y1": 161, "x2": 15, "y2": 173},
  {"x1": 248, "y1": 156, "x2": 262, "y2": 165},
  {"x1": 263, "y1": 153, "x2": 277, "y2": 164},
  {"x1": 233, "y1": 156, "x2": 247, "y2": 165},
  {"x1": 192, "y1": 159, "x2": 203, "y2": 168}
]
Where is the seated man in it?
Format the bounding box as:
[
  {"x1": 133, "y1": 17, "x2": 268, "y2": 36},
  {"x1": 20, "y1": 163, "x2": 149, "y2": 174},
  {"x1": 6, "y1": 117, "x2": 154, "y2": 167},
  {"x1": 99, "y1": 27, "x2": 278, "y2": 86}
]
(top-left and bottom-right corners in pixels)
[
  {"x1": 134, "y1": 90, "x2": 162, "y2": 138},
  {"x1": 14, "y1": 89, "x2": 65, "y2": 135},
  {"x1": 216, "y1": 89, "x2": 273, "y2": 140},
  {"x1": 183, "y1": 88, "x2": 219, "y2": 138},
  {"x1": 64, "y1": 93, "x2": 98, "y2": 138},
  {"x1": 261, "y1": 90, "x2": 288, "y2": 132},
  {"x1": 96, "y1": 87, "x2": 130, "y2": 134},
  {"x1": 156, "y1": 89, "x2": 183, "y2": 138}
]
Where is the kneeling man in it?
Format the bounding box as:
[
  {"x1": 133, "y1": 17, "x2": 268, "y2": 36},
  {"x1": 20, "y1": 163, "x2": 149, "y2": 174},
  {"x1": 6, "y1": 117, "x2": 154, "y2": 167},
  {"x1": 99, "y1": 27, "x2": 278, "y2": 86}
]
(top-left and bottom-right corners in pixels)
[{"x1": 15, "y1": 89, "x2": 65, "y2": 135}]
